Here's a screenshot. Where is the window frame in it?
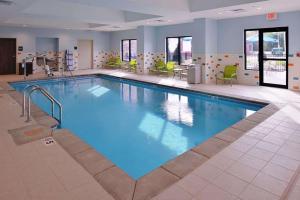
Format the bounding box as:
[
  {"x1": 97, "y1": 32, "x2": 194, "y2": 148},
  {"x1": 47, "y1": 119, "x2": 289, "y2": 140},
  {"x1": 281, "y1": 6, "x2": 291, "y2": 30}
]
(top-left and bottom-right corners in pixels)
[
  {"x1": 244, "y1": 29, "x2": 260, "y2": 71},
  {"x1": 166, "y1": 36, "x2": 192, "y2": 65},
  {"x1": 121, "y1": 39, "x2": 137, "y2": 62}
]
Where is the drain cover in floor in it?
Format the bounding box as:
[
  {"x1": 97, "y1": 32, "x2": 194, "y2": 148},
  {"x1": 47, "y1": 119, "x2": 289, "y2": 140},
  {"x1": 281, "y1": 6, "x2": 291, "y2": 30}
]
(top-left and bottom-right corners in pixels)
[{"x1": 42, "y1": 137, "x2": 55, "y2": 146}]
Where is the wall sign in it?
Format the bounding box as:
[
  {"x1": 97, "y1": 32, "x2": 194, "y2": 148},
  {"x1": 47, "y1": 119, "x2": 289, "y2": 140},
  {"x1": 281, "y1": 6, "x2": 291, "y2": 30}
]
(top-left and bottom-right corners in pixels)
[
  {"x1": 266, "y1": 12, "x2": 278, "y2": 21},
  {"x1": 18, "y1": 46, "x2": 23, "y2": 51}
]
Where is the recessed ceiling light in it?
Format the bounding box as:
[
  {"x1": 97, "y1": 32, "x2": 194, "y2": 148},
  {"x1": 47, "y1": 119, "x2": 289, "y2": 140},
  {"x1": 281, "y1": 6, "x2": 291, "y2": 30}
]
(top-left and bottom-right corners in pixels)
[
  {"x1": 218, "y1": 12, "x2": 223, "y2": 15},
  {"x1": 252, "y1": 5, "x2": 262, "y2": 10}
]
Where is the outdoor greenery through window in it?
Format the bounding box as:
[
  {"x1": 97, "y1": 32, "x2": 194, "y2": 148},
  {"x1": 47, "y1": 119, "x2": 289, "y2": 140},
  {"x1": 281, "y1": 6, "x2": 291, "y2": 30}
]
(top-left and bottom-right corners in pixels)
[
  {"x1": 122, "y1": 39, "x2": 137, "y2": 61},
  {"x1": 166, "y1": 36, "x2": 192, "y2": 65}
]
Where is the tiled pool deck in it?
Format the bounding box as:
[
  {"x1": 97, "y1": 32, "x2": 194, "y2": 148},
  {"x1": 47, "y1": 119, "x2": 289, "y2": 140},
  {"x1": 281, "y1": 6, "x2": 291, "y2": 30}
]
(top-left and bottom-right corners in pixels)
[{"x1": 1, "y1": 69, "x2": 300, "y2": 200}]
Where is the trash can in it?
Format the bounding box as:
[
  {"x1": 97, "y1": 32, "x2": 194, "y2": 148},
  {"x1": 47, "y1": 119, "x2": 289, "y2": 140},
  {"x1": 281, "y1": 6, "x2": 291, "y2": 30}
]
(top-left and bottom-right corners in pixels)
[{"x1": 187, "y1": 64, "x2": 201, "y2": 84}]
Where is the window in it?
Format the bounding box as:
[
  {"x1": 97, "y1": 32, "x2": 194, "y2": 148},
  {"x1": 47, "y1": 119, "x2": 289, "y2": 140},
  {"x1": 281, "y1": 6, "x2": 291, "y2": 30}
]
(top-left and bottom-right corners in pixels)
[
  {"x1": 244, "y1": 30, "x2": 259, "y2": 70},
  {"x1": 122, "y1": 39, "x2": 137, "y2": 61},
  {"x1": 166, "y1": 36, "x2": 192, "y2": 65}
]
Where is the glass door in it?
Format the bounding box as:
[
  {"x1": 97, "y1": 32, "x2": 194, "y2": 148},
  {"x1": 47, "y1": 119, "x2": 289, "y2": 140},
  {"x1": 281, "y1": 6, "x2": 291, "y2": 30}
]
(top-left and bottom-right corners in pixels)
[{"x1": 259, "y1": 27, "x2": 288, "y2": 88}]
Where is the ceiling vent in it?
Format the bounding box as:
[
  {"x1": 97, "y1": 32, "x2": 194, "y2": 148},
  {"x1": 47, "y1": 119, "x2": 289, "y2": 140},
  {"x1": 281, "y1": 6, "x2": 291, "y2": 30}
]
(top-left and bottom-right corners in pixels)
[
  {"x1": 0, "y1": 0, "x2": 14, "y2": 6},
  {"x1": 155, "y1": 19, "x2": 165, "y2": 23},
  {"x1": 229, "y1": 8, "x2": 246, "y2": 13}
]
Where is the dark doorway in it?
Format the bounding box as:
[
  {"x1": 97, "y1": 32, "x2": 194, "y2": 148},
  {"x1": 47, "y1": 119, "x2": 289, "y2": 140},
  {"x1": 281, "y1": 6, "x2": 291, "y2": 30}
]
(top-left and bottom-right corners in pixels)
[{"x1": 0, "y1": 38, "x2": 16, "y2": 75}]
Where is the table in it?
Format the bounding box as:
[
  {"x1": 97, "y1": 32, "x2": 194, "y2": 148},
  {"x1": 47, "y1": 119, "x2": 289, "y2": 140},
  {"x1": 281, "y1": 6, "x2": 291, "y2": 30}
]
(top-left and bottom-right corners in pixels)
[{"x1": 173, "y1": 68, "x2": 184, "y2": 79}]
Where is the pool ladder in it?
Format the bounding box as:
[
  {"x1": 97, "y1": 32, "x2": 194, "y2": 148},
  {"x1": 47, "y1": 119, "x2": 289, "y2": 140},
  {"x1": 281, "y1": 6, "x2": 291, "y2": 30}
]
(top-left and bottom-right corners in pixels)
[{"x1": 21, "y1": 85, "x2": 63, "y2": 126}]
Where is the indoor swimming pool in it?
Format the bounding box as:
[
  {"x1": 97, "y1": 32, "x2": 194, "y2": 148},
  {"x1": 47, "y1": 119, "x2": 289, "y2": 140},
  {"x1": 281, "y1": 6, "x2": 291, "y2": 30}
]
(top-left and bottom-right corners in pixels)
[{"x1": 11, "y1": 75, "x2": 264, "y2": 179}]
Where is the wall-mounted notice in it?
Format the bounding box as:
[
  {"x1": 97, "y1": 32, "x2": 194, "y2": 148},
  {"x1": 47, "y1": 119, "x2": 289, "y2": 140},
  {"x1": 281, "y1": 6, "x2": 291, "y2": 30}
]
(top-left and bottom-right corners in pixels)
[{"x1": 266, "y1": 12, "x2": 278, "y2": 21}]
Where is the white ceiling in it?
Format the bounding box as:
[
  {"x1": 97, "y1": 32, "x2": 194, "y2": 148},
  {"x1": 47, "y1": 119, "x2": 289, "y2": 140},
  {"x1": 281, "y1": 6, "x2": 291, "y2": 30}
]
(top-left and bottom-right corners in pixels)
[{"x1": 0, "y1": 0, "x2": 299, "y2": 31}]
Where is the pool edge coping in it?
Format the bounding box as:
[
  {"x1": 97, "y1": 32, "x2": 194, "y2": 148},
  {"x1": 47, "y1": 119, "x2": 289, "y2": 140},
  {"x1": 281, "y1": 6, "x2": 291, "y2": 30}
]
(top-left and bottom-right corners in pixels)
[{"x1": 7, "y1": 73, "x2": 271, "y2": 106}]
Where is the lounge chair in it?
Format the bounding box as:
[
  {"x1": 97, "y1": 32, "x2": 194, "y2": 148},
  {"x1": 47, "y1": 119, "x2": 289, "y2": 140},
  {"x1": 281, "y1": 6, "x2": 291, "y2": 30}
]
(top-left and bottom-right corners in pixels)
[{"x1": 216, "y1": 65, "x2": 237, "y2": 86}]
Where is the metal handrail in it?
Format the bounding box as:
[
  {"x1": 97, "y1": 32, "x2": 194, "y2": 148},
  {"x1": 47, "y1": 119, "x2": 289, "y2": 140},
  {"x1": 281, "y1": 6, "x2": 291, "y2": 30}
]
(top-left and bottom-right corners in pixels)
[
  {"x1": 22, "y1": 85, "x2": 63, "y2": 126},
  {"x1": 21, "y1": 84, "x2": 40, "y2": 117}
]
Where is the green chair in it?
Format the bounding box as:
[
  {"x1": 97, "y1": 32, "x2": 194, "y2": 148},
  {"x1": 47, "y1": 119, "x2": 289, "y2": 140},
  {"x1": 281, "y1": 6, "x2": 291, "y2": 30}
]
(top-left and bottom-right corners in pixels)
[
  {"x1": 106, "y1": 56, "x2": 122, "y2": 68},
  {"x1": 150, "y1": 60, "x2": 175, "y2": 76},
  {"x1": 216, "y1": 65, "x2": 237, "y2": 86},
  {"x1": 150, "y1": 59, "x2": 165, "y2": 74},
  {"x1": 129, "y1": 59, "x2": 137, "y2": 72},
  {"x1": 166, "y1": 62, "x2": 175, "y2": 73},
  {"x1": 115, "y1": 57, "x2": 122, "y2": 67},
  {"x1": 155, "y1": 59, "x2": 166, "y2": 71}
]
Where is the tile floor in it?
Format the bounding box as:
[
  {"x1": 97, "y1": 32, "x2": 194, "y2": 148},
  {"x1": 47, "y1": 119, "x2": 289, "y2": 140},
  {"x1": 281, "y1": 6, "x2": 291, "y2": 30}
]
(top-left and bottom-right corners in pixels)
[
  {"x1": 1, "y1": 68, "x2": 300, "y2": 200},
  {"x1": 0, "y1": 94, "x2": 114, "y2": 200}
]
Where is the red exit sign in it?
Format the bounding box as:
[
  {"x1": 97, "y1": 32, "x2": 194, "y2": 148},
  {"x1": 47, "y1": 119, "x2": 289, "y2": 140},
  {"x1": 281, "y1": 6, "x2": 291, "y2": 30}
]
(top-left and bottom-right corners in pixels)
[{"x1": 266, "y1": 12, "x2": 278, "y2": 21}]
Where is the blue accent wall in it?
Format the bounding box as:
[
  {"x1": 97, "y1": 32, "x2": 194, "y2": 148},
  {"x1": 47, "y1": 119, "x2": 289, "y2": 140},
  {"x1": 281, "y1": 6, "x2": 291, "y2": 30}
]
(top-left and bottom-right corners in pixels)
[
  {"x1": 36, "y1": 37, "x2": 59, "y2": 52},
  {"x1": 0, "y1": 26, "x2": 110, "y2": 53},
  {"x1": 109, "y1": 11, "x2": 300, "y2": 55},
  {"x1": 218, "y1": 11, "x2": 300, "y2": 54},
  {"x1": 0, "y1": 10, "x2": 299, "y2": 57},
  {"x1": 110, "y1": 29, "x2": 138, "y2": 52},
  {"x1": 155, "y1": 22, "x2": 195, "y2": 53}
]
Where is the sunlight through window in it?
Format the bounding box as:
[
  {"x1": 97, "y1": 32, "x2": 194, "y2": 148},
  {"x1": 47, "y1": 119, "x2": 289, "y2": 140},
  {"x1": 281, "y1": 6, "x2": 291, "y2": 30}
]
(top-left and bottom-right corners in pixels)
[
  {"x1": 138, "y1": 113, "x2": 187, "y2": 154},
  {"x1": 163, "y1": 93, "x2": 194, "y2": 126},
  {"x1": 87, "y1": 85, "x2": 110, "y2": 97},
  {"x1": 246, "y1": 109, "x2": 256, "y2": 117}
]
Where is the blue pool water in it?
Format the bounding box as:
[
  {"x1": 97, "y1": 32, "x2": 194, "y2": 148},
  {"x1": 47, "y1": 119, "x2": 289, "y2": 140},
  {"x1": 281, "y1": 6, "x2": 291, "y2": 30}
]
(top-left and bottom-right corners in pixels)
[{"x1": 11, "y1": 75, "x2": 264, "y2": 179}]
